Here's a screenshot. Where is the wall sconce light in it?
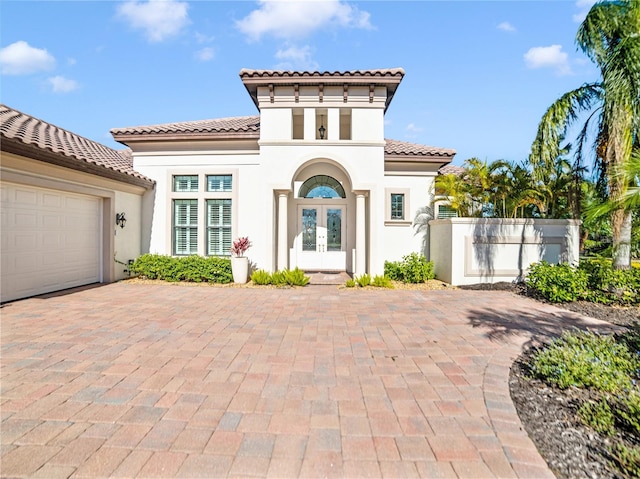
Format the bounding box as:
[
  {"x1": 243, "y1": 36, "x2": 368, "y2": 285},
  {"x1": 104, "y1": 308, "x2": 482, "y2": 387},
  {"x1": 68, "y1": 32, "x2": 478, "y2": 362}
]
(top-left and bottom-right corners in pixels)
[
  {"x1": 318, "y1": 115, "x2": 326, "y2": 140},
  {"x1": 115, "y1": 212, "x2": 127, "y2": 229}
]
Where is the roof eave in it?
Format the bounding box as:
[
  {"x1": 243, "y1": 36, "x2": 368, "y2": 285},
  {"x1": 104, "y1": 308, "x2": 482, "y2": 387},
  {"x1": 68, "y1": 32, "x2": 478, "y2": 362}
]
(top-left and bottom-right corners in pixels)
[
  {"x1": 1, "y1": 137, "x2": 155, "y2": 189},
  {"x1": 112, "y1": 131, "x2": 260, "y2": 143}
]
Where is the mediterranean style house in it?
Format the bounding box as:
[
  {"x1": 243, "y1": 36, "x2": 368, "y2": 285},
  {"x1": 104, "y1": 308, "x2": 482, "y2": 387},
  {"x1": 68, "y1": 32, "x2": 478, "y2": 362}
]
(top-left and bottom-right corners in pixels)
[
  {"x1": 0, "y1": 68, "x2": 460, "y2": 302},
  {"x1": 111, "y1": 68, "x2": 456, "y2": 277}
]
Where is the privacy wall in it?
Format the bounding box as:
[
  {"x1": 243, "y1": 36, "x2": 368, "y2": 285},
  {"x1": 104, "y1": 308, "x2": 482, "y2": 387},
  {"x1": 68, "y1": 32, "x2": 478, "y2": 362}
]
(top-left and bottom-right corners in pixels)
[{"x1": 429, "y1": 218, "x2": 580, "y2": 285}]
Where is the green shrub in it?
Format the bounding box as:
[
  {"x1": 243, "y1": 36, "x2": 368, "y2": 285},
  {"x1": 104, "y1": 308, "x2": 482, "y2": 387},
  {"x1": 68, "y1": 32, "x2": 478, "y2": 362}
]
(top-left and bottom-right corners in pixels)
[
  {"x1": 271, "y1": 270, "x2": 287, "y2": 286},
  {"x1": 345, "y1": 278, "x2": 356, "y2": 288},
  {"x1": 251, "y1": 269, "x2": 272, "y2": 285},
  {"x1": 526, "y1": 260, "x2": 639, "y2": 304},
  {"x1": 356, "y1": 274, "x2": 371, "y2": 287},
  {"x1": 611, "y1": 443, "x2": 640, "y2": 477},
  {"x1": 384, "y1": 252, "x2": 435, "y2": 283},
  {"x1": 284, "y1": 268, "x2": 310, "y2": 286},
  {"x1": 530, "y1": 330, "x2": 639, "y2": 392},
  {"x1": 526, "y1": 261, "x2": 588, "y2": 302},
  {"x1": 372, "y1": 275, "x2": 394, "y2": 288},
  {"x1": 579, "y1": 259, "x2": 640, "y2": 304},
  {"x1": 130, "y1": 254, "x2": 232, "y2": 283},
  {"x1": 578, "y1": 399, "x2": 615, "y2": 435}
]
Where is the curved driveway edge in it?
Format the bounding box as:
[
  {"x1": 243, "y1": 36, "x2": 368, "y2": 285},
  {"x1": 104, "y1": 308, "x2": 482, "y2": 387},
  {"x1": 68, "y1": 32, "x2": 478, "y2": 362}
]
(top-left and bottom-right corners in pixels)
[{"x1": 1, "y1": 283, "x2": 614, "y2": 478}]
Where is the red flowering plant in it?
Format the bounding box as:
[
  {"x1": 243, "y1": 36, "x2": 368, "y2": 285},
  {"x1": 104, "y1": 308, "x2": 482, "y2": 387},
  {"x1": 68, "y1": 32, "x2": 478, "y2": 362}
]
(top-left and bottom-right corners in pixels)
[{"x1": 230, "y1": 236, "x2": 252, "y2": 257}]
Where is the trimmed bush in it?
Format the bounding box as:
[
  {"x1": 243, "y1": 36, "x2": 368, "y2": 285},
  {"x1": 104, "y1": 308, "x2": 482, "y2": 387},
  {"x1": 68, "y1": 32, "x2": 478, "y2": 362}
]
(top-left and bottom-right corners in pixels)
[
  {"x1": 384, "y1": 252, "x2": 435, "y2": 283},
  {"x1": 356, "y1": 274, "x2": 371, "y2": 287},
  {"x1": 130, "y1": 254, "x2": 232, "y2": 283}
]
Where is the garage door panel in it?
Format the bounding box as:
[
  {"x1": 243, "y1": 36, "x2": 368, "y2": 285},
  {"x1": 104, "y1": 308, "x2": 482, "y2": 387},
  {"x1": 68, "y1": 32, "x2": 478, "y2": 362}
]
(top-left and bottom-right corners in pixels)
[{"x1": 1, "y1": 182, "x2": 102, "y2": 302}]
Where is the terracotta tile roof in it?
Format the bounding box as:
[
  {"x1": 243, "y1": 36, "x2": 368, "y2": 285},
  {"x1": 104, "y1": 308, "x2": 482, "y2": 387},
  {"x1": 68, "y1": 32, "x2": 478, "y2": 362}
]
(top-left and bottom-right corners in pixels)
[
  {"x1": 0, "y1": 104, "x2": 153, "y2": 186},
  {"x1": 239, "y1": 68, "x2": 405, "y2": 79},
  {"x1": 384, "y1": 139, "x2": 456, "y2": 158},
  {"x1": 438, "y1": 164, "x2": 466, "y2": 175},
  {"x1": 111, "y1": 116, "x2": 260, "y2": 138}
]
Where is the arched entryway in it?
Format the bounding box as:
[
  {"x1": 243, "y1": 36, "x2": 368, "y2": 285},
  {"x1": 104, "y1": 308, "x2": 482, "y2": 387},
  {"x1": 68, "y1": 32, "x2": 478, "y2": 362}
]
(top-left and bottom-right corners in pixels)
[{"x1": 288, "y1": 160, "x2": 355, "y2": 272}]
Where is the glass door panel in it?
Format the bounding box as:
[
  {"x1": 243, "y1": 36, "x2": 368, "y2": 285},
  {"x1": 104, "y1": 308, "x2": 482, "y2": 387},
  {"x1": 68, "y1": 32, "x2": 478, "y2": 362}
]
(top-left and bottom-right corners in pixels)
[
  {"x1": 302, "y1": 208, "x2": 317, "y2": 252},
  {"x1": 326, "y1": 209, "x2": 342, "y2": 252}
]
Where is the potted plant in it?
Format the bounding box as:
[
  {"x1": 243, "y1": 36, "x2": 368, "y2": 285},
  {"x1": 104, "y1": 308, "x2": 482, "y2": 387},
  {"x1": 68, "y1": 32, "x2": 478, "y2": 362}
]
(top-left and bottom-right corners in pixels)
[{"x1": 230, "y1": 236, "x2": 251, "y2": 284}]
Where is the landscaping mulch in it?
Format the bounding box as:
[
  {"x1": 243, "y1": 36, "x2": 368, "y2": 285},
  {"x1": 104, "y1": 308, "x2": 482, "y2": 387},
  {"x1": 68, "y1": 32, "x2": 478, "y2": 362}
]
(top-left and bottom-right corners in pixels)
[{"x1": 485, "y1": 282, "x2": 639, "y2": 479}]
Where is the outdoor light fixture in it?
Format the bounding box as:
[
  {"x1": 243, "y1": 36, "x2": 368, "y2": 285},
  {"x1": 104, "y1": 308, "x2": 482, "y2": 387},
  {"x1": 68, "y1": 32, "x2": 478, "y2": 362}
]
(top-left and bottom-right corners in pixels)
[
  {"x1": 318, "y1": 116, "x2": 326, "y2": 140},
  {"x1": 115, "y1": 212, "x2": 127, "y2": 229}
]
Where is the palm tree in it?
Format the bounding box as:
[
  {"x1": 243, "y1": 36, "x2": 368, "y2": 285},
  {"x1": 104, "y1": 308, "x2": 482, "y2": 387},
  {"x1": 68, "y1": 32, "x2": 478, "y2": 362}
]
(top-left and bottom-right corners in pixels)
[{"x1": 529, "y1": 0, "x2": 639, "y2": 269}]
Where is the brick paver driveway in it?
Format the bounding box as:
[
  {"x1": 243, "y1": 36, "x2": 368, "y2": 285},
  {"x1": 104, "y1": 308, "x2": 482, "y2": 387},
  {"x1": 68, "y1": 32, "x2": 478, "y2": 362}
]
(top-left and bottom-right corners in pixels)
[{"x1": 1, "y1": 283, "x2": 612, "y2": 478}]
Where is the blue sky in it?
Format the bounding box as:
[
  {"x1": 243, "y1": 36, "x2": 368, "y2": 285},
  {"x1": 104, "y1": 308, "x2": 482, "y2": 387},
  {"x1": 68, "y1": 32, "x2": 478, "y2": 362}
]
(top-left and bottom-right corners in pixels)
[{"x1": 1, "y1": 0, "x2": 598, "y2": 165}]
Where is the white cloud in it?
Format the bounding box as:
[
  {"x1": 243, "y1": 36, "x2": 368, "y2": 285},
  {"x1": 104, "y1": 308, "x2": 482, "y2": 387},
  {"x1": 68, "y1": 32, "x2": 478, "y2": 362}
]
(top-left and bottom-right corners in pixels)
[
  {"x1": 274, "y1": 44, "x2": 319, "y2": 71},
  {"x1": 47, "y1": 75, "x2": 79, "y2": 93},
  {"x1": 236, "y1": 0, "x2": 372, "y2": 41},
  {"x1": 573, "y1": 0, "x2": 597, "y2": 22},
  {"x1": 406, "y1": 123, "x2": 423, "y2": 133},
  {"x1": 117, "y1": 0, "x2": 189, "y2": 43},
  {"x1": 497, "y1": 21, "x2": 516, "y2": 33},
  {"x1": 194, "y1": 32, "x2": 215, "y2": 44},
  {"x1": 0, "y1": 41, "x2": 55, "y2": 75},
  {"x1": 67, "y1": 57, "x2": 77, "y2": 66},
  {"x1": 195, "y1": 47, "x2": 214, "y2": 62},
  {"x1": 524, "y1": 44, "x2": 572, "y2": 75}
]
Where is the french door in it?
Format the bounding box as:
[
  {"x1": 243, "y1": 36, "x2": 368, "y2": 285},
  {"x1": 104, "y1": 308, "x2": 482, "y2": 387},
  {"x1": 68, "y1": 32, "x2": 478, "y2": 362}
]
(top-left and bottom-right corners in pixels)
[{"x1": 296, "y1": 204, "x2": 346, "y2": 270}]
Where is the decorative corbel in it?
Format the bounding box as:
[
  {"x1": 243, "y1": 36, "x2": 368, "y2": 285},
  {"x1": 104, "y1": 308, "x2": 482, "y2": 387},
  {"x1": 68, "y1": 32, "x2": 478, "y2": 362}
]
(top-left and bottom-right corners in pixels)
[
  {"x1": 369, "y1": 84, "x2": 375, "y2": 103},
  {"x1": 318, "y1": 83, "x2": 324, "y2": 103},
  {"x1": 294, "y1": 83, "x2": 299, "y2": 103},
  {"x1": 269, "y1": 83, "x2": 274, "y2": 103},
  {"x1": 343, "y1": 83, "x2": 348, "y2": 103}
]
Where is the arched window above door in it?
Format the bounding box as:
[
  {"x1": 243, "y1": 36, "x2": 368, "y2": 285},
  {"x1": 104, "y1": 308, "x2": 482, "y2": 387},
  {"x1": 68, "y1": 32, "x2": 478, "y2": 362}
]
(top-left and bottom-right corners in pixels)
[{"x1": 298, "y1": 175, "x2": 346, "y2": 199}]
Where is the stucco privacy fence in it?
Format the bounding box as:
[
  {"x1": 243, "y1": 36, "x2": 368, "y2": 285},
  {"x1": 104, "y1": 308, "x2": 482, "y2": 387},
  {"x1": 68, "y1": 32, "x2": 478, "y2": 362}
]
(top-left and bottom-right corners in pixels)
[{"x1": 429, "y1": 218, "x2": 581, "y2": 286}]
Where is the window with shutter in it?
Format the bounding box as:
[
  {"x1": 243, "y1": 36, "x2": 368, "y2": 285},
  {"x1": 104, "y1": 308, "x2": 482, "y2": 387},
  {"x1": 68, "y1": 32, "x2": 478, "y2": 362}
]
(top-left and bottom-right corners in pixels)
[
  {"x1": 206, "y1": 175, "x2": 232, "y2": 192},
  {"x1": 207, "y1": 199, "x2": 232, "y2": 256},
  {"x1": 173, "y1": 175, "x2": 199, "y2": 192},
  {"x1": 173, "y1": 199, "x2": 198, "y2": 255}
]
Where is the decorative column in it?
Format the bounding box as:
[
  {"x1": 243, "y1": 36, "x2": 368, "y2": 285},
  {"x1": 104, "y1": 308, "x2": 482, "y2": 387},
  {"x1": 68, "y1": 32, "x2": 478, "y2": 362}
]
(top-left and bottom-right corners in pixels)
[
  {"x1": 277, "y1": 191, "x2": 289, "y2": 271},
  {"x1": 355, "y1": 191, "x2": 368, "y2": 276}
]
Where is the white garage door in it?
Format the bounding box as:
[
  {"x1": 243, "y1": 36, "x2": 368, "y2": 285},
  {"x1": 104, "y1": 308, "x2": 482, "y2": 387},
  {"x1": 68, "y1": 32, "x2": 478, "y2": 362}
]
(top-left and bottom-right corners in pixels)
[{"x1": 1, "y1": 182, "x2": 102, "y2": 302}]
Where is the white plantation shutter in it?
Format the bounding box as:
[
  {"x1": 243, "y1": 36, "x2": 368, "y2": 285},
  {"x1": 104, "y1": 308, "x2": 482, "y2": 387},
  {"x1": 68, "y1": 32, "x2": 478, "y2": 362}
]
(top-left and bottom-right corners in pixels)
[
  {"x1": 207, "y1": 199, "x2": 232, "y2": 256},
  {"x1": 173, "y1": 175, "x2": 199, "y2": 192},
  {"x1": 207, "y1": 175, "x2": 232, "y2": 192},
  {"x1": 173, "y1": 200, "x2": 198, "y2": 255}
]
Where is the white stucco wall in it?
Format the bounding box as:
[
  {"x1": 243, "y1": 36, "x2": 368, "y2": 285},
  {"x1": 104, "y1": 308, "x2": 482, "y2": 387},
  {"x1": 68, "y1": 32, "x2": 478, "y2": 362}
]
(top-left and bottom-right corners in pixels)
[
  {"x1": 113, "y1": 190, "x2": 144, "y2": 280},
  {"x1": 429, "y1": 218, "x2": 581, "y2": 285}
]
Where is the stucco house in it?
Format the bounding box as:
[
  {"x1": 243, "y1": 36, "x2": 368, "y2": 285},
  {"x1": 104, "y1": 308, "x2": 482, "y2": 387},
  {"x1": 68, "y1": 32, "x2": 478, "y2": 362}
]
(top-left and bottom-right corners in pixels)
[
  {"x1": 1, "y1": 68, "x2": 458, "y2": 302},
  {"x1": 111, "y1": 68, "x2": 456, "y2": 277}
]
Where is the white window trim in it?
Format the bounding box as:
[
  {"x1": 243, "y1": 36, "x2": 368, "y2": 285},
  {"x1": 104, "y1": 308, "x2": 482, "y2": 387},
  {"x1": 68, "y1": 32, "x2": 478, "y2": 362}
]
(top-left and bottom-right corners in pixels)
[
  {"x1": 384, "y1": 188, "x2": 411, "y2": 226},
  {"x1": 167, "y1": 170, "x2": 238, "y2": 256}
]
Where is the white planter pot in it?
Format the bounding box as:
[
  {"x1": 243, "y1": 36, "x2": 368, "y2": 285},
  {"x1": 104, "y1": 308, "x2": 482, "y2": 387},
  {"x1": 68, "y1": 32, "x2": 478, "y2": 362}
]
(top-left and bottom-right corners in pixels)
[{"x1": 231, "y1": 256, "x2": 249, "y2": 284}]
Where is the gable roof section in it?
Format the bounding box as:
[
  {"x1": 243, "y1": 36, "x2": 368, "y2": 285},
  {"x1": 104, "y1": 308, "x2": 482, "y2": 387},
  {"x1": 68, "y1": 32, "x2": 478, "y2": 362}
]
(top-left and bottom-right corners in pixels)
[
  {"x1": 0, "y1": 104, "x2": 153, "y2": 188},
  {"x1": 111, "y1": 115, "x2": 261, "y2": 142},
  {"x1": 438, "y1": 164, "x2": 465, "y2": 176},
  {"x1": 240, "y1": 68, "x2": 405, "y2": 112}
]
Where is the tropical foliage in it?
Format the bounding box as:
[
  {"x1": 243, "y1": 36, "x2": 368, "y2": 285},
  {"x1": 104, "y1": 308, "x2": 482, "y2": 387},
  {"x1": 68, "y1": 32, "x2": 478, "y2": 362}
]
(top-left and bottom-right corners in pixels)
[{"x1": 529, "y1": 0, "x2": 640, "y2": 269}]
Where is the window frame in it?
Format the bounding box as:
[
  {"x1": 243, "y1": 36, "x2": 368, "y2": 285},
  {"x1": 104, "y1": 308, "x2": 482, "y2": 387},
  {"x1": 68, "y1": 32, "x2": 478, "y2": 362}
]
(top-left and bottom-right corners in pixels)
[
  {"x1": 168, "y1": 170, "x2": 237, "y2": 256},
  {"x1": 384, "y1": 188, "x2": 411, "y2": 226}
]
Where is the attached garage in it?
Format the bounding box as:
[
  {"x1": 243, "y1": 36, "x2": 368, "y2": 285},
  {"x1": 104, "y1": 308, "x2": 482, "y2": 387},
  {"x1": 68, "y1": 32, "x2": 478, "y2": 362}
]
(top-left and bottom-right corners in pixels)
[
  {"x1": 1, "y1": 182, "x2": 102, "y2": 302},
  {"x1": 1, "y1": 104, "x2": 154, "y2": 303}
]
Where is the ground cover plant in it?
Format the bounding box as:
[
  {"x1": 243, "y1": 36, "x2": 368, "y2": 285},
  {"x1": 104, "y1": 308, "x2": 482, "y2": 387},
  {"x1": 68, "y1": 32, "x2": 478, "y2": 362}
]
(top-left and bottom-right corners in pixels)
[
  {"x1": 519, "y1": 328, "x2": 640, "y2": 478},
  {"x1": 250, "y1": 268, "x2": 310, "y2": 287},
  {"x1": 130, "y1": 254, "x2": 232, "y2": 283}
]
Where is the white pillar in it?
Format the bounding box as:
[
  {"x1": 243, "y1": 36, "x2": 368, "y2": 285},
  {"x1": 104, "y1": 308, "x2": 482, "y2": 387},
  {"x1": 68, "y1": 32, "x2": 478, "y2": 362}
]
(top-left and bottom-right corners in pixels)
[
  {"x1": 355, "y1": 191, "x2": 367, "y2": 276},
  {"x1": 277, "y1": 191, "x2": 289, "y2": 271}
]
